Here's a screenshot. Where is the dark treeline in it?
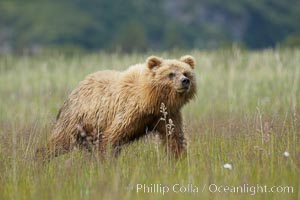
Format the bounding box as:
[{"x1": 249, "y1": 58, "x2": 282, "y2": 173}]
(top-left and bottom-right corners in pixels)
[{"x1": 0, "y1": 0, "x2": 300, "y2": 53}]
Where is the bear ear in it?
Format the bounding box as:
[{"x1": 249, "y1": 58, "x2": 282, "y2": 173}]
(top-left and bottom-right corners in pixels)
[
  {"x1": 146, "y1": 56, "x2": 163, "y2": 69},
  {"x1": 180, "y1": 55, "x2": 195, "y2": 69}
]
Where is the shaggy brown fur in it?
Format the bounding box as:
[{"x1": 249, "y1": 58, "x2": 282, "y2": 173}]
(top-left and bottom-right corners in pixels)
[{"x1": 37, "y1": 55, "x2": 197, "y2": 160}]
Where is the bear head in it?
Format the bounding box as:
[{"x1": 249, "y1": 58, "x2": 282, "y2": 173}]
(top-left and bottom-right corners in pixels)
[{"x1": 145, "y1": 55, "x2": 197, "y2": 108}]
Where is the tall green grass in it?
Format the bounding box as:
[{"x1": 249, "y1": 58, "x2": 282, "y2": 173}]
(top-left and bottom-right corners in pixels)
[{"x1": 0, "y1": 48, "x2": 299, "y2": 200}]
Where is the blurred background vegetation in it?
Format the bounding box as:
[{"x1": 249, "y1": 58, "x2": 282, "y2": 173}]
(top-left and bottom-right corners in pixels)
[{"x1": 0, "y1": 0, "x2": 300, "y2": 54}]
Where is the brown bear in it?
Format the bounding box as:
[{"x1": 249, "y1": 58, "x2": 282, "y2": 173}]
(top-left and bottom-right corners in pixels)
[{"x1": 37, "y1": 55, "x2": 196, "y2": 160}]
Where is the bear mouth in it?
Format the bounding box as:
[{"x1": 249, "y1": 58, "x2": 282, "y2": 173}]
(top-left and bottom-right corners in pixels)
[{"x1": 176, "y1": 86, "x2": 190, "y2": 93}]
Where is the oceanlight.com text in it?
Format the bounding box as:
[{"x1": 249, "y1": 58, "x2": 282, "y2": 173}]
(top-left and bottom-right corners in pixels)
[{"x1": 207, "y1": 184, "x2": 293, "y2": 195}]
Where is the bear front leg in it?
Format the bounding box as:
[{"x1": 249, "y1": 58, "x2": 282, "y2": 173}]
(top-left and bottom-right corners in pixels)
[{"x1": 156, "y1": 112, "x2": 187, "y2": 158}]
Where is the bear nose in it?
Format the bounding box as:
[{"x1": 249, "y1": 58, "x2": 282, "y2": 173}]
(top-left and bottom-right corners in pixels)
[{"x1": 182, "y1": 77, "x2": 190, "y2": 87}]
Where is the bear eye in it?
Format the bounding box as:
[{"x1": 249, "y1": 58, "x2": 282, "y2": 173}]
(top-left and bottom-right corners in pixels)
[
  {"x1": 183, "y1": 72, "x2": 188, "y2": 77},
  {"x1": 168, "y1": 72, "x2": 175, "y2": 79}
]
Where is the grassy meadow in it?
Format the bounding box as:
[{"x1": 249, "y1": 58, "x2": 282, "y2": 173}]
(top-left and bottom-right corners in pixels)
[{"x1": 0, "y1": 48, "x2": 299, "y2": 200}]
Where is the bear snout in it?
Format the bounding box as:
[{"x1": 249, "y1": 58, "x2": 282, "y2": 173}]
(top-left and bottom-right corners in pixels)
[{"x1": 181, "y1": 77, "x2": 190, "y2": 88}]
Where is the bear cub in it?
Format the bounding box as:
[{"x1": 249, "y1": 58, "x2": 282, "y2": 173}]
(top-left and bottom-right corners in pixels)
[{"x1": 37, "y1": 55, "x2": 197, "y2": 160}]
